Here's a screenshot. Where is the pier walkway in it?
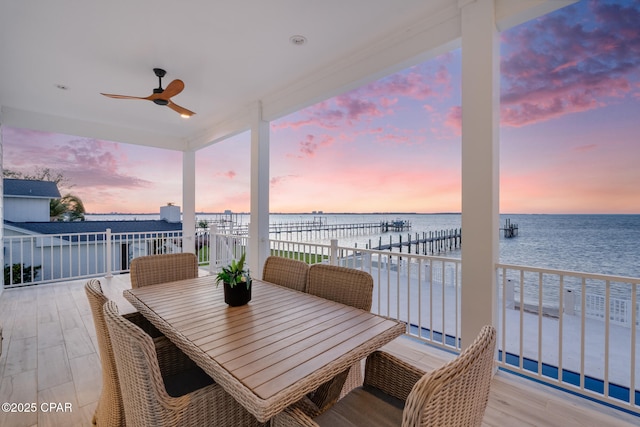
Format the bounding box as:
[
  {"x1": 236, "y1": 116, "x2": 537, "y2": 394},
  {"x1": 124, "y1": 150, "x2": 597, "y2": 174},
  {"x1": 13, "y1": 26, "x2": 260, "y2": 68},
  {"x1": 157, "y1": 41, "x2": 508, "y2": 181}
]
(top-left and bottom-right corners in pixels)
[
  {"x1": 373, "y1": 228, "x2": 462, "y2": 254},
  {"x1": 203, "y1": 218, "x2": 412, "y2": 238}
]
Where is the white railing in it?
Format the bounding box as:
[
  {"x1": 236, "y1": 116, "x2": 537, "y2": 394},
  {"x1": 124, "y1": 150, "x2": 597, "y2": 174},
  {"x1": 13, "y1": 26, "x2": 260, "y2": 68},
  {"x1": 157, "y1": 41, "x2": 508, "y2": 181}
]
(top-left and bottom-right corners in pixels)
[
  {"x1": 584, "y1": 293, "x2": 639, "y2": 327},
  {"x1": 268, "y1": 238, "x2": 639, "y2": 414},
  {"x1": 269, "y1": 238, "x2": 462, "y2": 351},
  {"x1": 207, "y1": 228, "x2": 248, "y2": 274},
  {"x1": 3, "y1": 228, "x2": 185, "y2": 287},
  {"x1": 3, "y1": 229, "x2": 639, "y2": 414},
  {"x1": 497, "y1": 263, "x2": 639, "y2": 413}
]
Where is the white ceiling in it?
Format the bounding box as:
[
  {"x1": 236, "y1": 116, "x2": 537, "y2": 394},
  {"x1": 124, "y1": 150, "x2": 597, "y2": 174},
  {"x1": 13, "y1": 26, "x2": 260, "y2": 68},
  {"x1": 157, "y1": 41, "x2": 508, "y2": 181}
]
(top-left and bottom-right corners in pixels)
[{"x1": 0, "y1": 0, "x2": 573, "y2": 152}]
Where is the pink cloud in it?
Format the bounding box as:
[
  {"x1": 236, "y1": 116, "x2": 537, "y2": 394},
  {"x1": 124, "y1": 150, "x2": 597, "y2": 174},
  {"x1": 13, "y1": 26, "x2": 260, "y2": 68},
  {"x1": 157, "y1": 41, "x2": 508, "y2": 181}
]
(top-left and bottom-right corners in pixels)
[
  {"x1": 573, "y1": 144, "x2": 598, "y2": 153},
  {"x1": 362, "y1": 65, "x2": 450, "y2": 101},
  {"x1": 444, "y1": 106, "x2": 462, "y2": 136},
  {"x1": 379, "y1": 97, "x2": 398, "y2": 108},
  {"x1": 272, "y1": 100, "x2": 345, "y2": 131},
  {"x1": 272, "y1": 58, "x2": 455, "y2": 133},
  {"x1": 373, "y1": 126, "x2": 426, "y2": 146},
  {"x1": 216, "y1": 170, "x2": 237, "y2": 179},
  {"x1": 270, "y1": 175, "x2": 297, "y2": 188},
  {"x1": 376, "y1": 134, "x2": 410, "y2": 144},
  {"x1": 297, "y1": 134, "x2": 335, "y2": 157},
  {"x1": 2, "y1": 128, "x2": 150, "y2": 191},
  {"x1": 500, "y1": 0, "x2": 640, "y2": 127},
  {"x1": 335, "y1": 94, "x2": 382, "y2": 124}
]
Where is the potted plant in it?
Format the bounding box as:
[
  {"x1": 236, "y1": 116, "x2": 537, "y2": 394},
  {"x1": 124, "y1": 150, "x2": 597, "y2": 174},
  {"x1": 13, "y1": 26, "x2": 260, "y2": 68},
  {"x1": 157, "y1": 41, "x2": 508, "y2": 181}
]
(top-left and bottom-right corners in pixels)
[{"x1": 215, "y1": 252, "x2": 252, "y2": 306}]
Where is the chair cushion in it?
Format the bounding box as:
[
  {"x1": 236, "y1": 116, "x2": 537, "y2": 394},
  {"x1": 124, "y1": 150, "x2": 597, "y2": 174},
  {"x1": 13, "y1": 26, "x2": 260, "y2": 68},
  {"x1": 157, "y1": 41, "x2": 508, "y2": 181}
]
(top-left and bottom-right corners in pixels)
[
  {"x1": 314, "y1": 386, "x2": 404, "y2": 427},
  {"x1": 164, "y1": 366, "x2": 214, "y2": 397}
]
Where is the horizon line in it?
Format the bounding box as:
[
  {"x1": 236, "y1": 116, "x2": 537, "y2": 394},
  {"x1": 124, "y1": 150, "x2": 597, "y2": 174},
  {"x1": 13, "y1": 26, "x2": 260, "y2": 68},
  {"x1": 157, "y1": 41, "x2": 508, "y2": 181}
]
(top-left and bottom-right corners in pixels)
[{"x1": 85, "y1": 211, "x2": 640, "y2": 216}]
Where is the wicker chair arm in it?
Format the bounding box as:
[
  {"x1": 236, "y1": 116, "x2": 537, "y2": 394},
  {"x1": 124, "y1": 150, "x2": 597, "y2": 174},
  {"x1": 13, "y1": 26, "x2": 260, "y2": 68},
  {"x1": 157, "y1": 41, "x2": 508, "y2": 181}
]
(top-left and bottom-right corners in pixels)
[
  {"x1": 123, "y1": 312, "x2": 195, "y2": 377},
  {"x1": 153, "y1": 336, "x2": 197, "y2": 378},
  {"x1": 157, "y1": 381, "x2": 215, "y2": 413},
  {"x1": 122, "y1": 311, "x2": 145, "y2": 323},
  {"x1": 364, "y1": 351, "x2": 426, "y2": 402},
  {"x1": 122, "y1": 311, "x2": 163, "y2": 338}
]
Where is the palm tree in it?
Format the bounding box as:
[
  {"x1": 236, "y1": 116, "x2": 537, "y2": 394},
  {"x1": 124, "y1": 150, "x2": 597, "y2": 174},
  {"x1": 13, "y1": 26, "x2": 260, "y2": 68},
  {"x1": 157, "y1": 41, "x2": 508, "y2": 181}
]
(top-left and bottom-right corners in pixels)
[
  {"x1": 50, "y1": 198, "x2": 68, "y2": 221},
  {"x1": 62, "y1": 194, "x2": 86, "y2": 221},
  {"x1": 50, "y1": 194, "x2": 86, "y2": 221}
]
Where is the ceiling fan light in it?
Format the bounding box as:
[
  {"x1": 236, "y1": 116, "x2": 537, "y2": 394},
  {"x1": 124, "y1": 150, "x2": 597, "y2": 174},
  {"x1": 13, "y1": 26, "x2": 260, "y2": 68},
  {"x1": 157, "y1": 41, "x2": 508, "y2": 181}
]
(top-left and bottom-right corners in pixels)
[{"x1": 180, "y1": 113, "x2": 191, "y2": 119}]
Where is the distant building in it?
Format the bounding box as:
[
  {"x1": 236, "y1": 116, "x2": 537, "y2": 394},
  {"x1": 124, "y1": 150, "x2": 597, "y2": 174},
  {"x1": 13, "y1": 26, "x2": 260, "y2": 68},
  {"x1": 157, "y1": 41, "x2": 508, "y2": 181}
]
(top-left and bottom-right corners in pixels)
[
  {"x1": 3, "y1": 179, "x2": 184, "y2": 285},
  {"x1": 3, "y1": 178, "x2": 60, "y2": 222}
]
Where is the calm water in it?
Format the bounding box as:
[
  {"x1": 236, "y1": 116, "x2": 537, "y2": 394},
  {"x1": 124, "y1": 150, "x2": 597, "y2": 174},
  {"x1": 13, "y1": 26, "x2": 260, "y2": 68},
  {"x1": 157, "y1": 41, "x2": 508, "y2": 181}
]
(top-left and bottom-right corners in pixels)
[{"x1": 87, "y1": 213, "x2": 640, "y2": 279}]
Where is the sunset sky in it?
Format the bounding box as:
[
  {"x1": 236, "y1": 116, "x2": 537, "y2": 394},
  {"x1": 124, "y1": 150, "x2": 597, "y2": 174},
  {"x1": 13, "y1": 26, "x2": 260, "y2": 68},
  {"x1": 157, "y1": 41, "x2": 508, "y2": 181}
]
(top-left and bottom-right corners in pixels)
[{"x1": 3, "y1": 0, "x2": 640, "y2": 215}]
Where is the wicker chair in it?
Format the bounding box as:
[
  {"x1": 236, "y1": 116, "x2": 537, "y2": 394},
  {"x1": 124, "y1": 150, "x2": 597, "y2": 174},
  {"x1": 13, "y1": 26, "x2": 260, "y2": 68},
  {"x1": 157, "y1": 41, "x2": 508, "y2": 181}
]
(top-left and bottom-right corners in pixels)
[
  {"x1": 102, "y1": 299, "x2": 263, "y2": 427},
  {"x1": 307, "y1": 264, "x2": 373, "y2": 311},
  {"x1": 262, "y1": 256, "x2": 310, "y2": 292},
  {"x1": 305, "y1": 264, "x2": 374, "y2": 409},
  {"x1": 85, "y1": 279, "x2": 197, "y2": 426},
  {"x1": 274, "y1": 325, "x2": 497, "y2": 427},
  {"x1": 129, "y1": 252, "x2": 198, "y2": 288}
]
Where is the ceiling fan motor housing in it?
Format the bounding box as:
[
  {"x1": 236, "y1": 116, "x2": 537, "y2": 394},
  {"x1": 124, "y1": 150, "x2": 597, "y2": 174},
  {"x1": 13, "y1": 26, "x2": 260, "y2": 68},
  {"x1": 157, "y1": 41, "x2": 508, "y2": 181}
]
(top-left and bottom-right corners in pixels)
[
  {"x1": 153, "y1": 68, "x2": 167, "y2": 98},
  {"x1": 101, "y1": 67, "x2": 195, "y2": 116},
  {"x1": 153, "y1": 68, "x2": 167, "y2": 78}
]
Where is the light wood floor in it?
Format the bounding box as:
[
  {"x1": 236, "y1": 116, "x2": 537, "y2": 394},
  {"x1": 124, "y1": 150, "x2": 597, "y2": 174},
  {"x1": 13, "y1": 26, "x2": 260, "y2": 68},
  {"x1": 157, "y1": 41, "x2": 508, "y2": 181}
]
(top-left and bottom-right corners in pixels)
[{"x1": 0, "y1": 275, "x2": 638, "y2": 427}]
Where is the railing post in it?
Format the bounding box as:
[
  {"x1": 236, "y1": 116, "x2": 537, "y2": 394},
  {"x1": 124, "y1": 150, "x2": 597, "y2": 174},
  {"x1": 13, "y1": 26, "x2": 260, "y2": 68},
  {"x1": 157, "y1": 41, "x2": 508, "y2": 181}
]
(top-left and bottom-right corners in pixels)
[
  {"x1": 564, "y1": 289, "x2": 575, "y2": 315},
  {"x1": 330, "y1": 239, "x2": 338, "y2": 265},
  {"x1": 105, "y1": 228, "x2": 113, "y2": 278},
  {"x1": 209, "y1": 225, "x2": 218, "y2": 275},
  {"x1": 505, "y1": 279, "x2": 515, "y2": 309}
]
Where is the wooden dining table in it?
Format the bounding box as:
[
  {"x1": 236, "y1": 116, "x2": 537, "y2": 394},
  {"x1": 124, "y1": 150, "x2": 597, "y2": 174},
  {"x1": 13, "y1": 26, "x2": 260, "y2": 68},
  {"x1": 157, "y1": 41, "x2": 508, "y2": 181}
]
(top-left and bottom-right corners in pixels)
[{"x1": 123, "y1": 275, "x2": 405, "y2": 423}]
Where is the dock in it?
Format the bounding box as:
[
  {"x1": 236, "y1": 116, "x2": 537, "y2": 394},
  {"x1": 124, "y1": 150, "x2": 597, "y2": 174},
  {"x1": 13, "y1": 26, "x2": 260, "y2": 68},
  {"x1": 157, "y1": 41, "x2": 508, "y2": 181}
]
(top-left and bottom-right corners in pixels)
[
  {"x1": 202, "y1": 217, "x2": 414, "y2": 241},
  {"x1": 372, "y1": 229, "x2": 462, "y2": 255},
  {"x1": 380, "y1": 219, "x2": 411, "y2": 232},
  {"x1": 269, "y1": 218, "x2": 410, "y2": 234},
  {"x1": 500, "y1": 218, "x2": 518, "y2": 238}
]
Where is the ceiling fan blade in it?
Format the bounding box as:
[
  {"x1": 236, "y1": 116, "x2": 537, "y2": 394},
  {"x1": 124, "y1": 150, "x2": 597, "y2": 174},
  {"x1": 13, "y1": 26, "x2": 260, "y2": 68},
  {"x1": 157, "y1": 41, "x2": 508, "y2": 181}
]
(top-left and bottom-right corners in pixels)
[
  {"x1": 161, "y1": 79, "x2": 185, "y2": 98},
  {"x1": 101, "y1": 93, "x2": 149, "y2": 100},
  {"x1": 168, "y1": 101, "x2": 196, "y2": 117}
]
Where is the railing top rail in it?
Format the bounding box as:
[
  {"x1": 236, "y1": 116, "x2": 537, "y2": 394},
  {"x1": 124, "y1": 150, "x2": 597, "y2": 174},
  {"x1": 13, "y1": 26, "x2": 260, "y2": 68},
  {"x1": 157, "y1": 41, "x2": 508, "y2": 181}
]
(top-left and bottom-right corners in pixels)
[
  {"x1": 5, "y1": 231, "x2": 108, "y2": 238},
  {"x1": 269, "y1": 238, "x2": 332, "y2": 249},
  {"x1": 497, "y1": 262, "x2": 640, "y2": 284},
  {"x1": 109, "y1": 230, "x2": 183, "y2": 236},
  {"x1": 334, "y1": 244, "x2": 462, "y2": 263}
]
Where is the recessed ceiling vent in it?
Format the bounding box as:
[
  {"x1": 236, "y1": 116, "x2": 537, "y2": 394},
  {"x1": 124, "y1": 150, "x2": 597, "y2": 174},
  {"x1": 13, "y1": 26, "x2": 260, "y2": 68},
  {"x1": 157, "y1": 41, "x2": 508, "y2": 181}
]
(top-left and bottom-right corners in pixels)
[{"x1": 289, "y1": 35, "x2": 307, "y2": 46}]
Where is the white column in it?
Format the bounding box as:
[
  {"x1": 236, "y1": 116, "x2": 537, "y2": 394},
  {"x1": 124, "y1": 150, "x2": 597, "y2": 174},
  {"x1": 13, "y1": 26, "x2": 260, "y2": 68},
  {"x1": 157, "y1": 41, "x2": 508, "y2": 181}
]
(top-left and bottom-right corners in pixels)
[
  {"x1": 460, "y1": 0, "x2": 499, "y2": 349},
  {"x1": 248, "y1": 102, "x2": 270, "y2": 277},
  {"x1": 182, "y1": 150, "x2": 196, "y2": 254}
]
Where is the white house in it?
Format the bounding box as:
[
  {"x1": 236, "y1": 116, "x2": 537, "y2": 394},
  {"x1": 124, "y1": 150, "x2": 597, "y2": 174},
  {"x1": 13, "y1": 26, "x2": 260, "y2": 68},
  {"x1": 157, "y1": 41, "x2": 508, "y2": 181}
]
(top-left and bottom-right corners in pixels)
[
  {"x1": 3, "y1": 179, "x2": 184, "y2": 285},
  {"x1": 3, "y1": 178, "x2": 60, "y2": 223}
]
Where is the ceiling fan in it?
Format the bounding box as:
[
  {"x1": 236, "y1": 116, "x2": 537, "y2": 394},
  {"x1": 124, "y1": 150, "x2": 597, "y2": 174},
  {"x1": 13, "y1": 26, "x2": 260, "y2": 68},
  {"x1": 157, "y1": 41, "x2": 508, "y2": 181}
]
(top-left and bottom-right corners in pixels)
[{"x1": 101, "y1": 68, "x2": 195, "y2": 118}]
